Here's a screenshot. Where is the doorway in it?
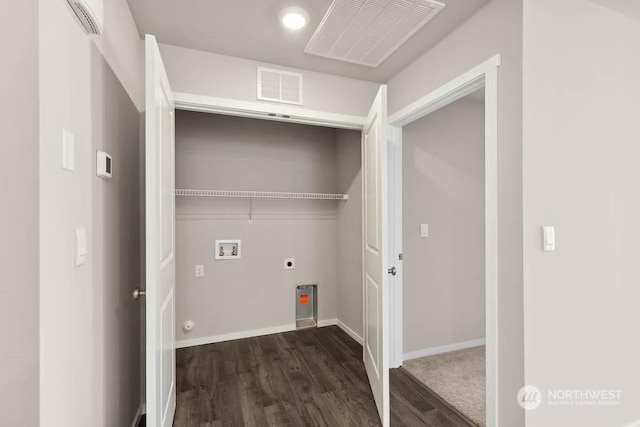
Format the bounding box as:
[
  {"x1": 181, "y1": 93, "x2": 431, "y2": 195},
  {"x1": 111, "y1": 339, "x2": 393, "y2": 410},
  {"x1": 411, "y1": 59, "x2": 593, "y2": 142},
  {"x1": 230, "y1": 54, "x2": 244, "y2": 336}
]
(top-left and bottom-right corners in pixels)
[
  {"x1": 388, "y1": 55, "x2": 500, "y2": 427},
  {"x1": 145, "y1": 32, "x2": 394, "y2": 426}
]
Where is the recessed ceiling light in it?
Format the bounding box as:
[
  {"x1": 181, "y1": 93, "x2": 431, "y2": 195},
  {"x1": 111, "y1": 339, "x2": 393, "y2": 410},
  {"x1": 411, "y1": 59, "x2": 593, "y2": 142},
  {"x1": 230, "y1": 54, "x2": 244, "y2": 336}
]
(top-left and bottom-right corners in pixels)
[{"x1": 279, "y1": 7, "x2": 310, "y2": 30}]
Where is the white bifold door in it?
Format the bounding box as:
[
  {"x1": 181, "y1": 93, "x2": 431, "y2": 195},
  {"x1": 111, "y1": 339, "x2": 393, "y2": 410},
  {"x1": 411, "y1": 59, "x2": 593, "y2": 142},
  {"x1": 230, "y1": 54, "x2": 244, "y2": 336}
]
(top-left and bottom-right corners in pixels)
[
  {"x1": 145, "y1": 34, "x2": 177, "y2": 427},
  {"x1": 362, "y1": 85, "x2": 390, "y2": 426}
]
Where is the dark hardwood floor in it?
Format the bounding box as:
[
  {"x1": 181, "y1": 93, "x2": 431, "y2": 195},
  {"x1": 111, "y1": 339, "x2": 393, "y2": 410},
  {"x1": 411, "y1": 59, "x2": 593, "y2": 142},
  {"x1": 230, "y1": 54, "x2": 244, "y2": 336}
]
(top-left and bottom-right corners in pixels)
[{"x1": 174, "y1": 326, "x2": 475, "y2": 426}]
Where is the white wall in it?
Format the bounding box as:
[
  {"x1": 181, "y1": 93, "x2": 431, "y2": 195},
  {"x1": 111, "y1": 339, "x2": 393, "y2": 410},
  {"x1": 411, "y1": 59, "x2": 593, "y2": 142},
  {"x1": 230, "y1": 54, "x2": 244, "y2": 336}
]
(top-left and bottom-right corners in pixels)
[
  {"x1": 402, "y1": 95, "x2": 485, "y2": 354},
  {"x1": 0, "y1": 0, "x2": 39, "y2": 425},
  {"x1": 523, "y1": 1, "x2": 640, "y2": 426},
  {"x1": 39, "y1": 2, "x2": 93, "y2": 423},
  {"x1": 387, "y1": 0, "x2": 524, "y2": 424},
  {"x1": 38, "y1": 0, "x2": 144, "y2": 426},
  {"x1": 336, "y1": 130, "x2": 364, "y2": 341},
  {"x1": 174, "y1": 112, "x2": 342, "y2": 343},
  {"x1": 92, "y1": 0, "x2": 144, "y2": 111},
  {"x1": 158, "y1": 43, "x2": 380, "y2": 117},
  {"x1": 90, "y1": 49, "x2": 143, "y2": 427}
]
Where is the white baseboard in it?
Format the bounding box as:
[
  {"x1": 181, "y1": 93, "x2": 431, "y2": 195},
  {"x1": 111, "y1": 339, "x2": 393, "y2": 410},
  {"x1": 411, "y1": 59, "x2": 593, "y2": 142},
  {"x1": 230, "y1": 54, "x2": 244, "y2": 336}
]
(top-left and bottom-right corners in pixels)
[
  {"x1": 130, "y1": 403, "x2": 143, "y2": 427},
  {"x1": 403, "y1": 338, "x2": 486, "y2": 361},
  {"x1": 318, "y1": 318, "x2": 337, "y2": 327},
  {"x1": 337, "y1": 319, "x2": 364, "y2": 345},
  {"x1": 176, "y1": 319, "x2": 338, "y2": 349}
]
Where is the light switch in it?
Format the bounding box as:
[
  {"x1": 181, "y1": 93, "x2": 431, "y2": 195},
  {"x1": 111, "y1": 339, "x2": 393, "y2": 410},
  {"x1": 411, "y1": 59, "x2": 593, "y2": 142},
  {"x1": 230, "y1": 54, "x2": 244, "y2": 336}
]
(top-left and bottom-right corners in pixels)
[
  {"x1": 420, "y1": 223, "x2": 429, "y2": 238},
  {"x1": 62, "y1": 130, "x2": 75, "y2": 171},
  {"x1": 543, "y1": 226, "x2": 555, "y2": 251},
  {"x1": 75, "y1": 228, "x2": 88, "y2": 266}
]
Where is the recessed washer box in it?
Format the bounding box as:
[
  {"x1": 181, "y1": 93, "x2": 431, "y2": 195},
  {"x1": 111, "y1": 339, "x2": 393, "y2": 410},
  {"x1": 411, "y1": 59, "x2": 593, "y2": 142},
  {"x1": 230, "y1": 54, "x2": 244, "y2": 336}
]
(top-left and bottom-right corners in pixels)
[{"x1": 215, "y1": 240, "x2": 241, "y2": 260}]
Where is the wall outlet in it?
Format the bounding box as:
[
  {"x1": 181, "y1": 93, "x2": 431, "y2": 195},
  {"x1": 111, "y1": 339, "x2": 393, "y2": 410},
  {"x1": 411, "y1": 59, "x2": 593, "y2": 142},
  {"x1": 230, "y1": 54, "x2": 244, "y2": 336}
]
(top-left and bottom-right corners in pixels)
[
  {"x1": 195, "y1": 265, "x2": 204, "y2": 277},
  {"x1": 284, "y1": 258, "x2": 295, "y2": 270}
]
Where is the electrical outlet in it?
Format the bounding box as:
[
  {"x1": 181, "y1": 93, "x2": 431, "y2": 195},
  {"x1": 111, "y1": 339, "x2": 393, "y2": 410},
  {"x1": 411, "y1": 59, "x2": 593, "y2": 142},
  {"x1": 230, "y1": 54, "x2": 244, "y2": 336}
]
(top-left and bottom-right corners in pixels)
[
  {"x1": 284, "y1": 258, "x2": 295, "y2": 270},
  {"x1": 195, "y1": 265, "x2": 204, "y2": 277}
]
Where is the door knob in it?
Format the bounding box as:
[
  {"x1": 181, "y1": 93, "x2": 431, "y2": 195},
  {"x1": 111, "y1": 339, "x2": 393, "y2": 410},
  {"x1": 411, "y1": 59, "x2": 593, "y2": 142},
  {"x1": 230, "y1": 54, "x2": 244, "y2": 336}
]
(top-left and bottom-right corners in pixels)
[
  {"x1": 133, "y1": 288, "x2": 146, "y2": 300},
  {"x1": 388, "y1": 267, "x2": 397, "y2": 276}
]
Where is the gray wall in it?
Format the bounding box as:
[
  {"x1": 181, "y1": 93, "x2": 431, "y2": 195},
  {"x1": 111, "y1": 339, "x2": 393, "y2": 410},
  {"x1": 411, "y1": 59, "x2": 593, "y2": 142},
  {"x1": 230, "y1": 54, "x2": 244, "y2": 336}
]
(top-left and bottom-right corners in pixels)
[
  {"x1": 387, "y1": 0, "x2": 524, "y2": 424},
  {"x1": 402, "y1": 94, "x2": 485, "y2": 354},
  {"x1": 336, "y1": 130, "x2": 364, "y2": 340},
  {"x1": 90, "y1": 49, "x2": 142, "y2": 427},
  {"x1": 38, "y1": 0, "x2": 143, "y2": 425},
  {"x1": 159, "y1": 43, "x2": 380, "y2": 117},
  {"x1": 0, "y1": 0, "x2": 39, "y2": 425},
  {"x1": 523, "y1": 0, "x2": 640, "y2": 425},
  {"x1": 175, "y1": 112, "x2": 344, "y2": 342}
]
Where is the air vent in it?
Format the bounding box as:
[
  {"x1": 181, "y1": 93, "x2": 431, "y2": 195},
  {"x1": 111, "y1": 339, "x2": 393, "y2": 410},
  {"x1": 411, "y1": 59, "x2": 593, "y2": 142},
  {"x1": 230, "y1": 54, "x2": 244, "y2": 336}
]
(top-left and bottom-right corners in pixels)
[
  {"x1": 305, "y1": 0, "x2": 444, "y2": 68},
  {"x1": 67, "y1": 0, "x2": 104, "y2": 35},
  {"x1": 257, "y1": 67, "x2": 303, "y2": 106}
]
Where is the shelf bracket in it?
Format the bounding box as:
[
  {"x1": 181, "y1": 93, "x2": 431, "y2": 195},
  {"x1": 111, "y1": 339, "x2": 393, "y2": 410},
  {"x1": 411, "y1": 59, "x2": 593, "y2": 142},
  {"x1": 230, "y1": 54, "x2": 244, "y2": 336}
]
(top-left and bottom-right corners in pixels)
[{"x1": 249, "y1": 197, "x2": 254, "y2": 224}]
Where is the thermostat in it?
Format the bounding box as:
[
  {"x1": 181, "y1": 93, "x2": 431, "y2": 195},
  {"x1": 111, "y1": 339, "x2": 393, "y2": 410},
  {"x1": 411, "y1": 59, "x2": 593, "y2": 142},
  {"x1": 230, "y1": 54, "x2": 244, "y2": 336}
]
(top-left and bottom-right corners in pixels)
[{"x1": 96, "y1": 151, "x2": 112, "y2": 179}]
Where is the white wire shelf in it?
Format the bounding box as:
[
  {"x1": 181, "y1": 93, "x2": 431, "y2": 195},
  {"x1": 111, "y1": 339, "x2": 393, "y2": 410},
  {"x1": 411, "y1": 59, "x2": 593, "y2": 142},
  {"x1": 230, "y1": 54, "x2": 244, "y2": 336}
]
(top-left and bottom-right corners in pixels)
[{"x1": 175, "y1": 189, "x2": 349, "y2": 200}]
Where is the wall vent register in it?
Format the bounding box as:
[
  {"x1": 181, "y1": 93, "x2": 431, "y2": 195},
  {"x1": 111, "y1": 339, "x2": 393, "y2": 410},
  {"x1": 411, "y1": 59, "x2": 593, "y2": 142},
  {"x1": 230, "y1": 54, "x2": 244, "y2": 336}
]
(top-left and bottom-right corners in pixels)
[{"x1": 257, "y1": 67, "x2": 303, "y2": 105}]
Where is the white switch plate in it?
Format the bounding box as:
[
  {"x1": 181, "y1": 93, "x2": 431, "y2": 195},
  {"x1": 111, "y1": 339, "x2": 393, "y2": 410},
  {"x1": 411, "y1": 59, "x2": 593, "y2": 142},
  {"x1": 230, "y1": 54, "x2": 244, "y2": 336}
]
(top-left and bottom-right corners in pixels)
[
  {"x1": 75, "y1": 228, "x2": 87, "y2": 266},
  {"x1": 284, "y1": 258, "x2": 295, "y2": 270},
  {"x1": 543, "y1": 226, "x2": 555, "y2": 251},
  {"x1": 420, "y1": 223, "x2": 429, "y2": 237},
  {"x1": 195, "y1": 265, "x2": 204, "y2": 277},
  {"x1": 62, "y1": 130, "x2": 75, "y2": 172}
]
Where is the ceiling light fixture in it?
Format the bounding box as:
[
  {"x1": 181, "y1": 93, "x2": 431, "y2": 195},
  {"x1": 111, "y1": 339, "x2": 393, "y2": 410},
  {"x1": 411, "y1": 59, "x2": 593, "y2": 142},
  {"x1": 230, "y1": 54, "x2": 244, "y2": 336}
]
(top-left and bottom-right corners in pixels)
[{"x1": 279, "y1": 7, "x2": 310, "y2": 30}]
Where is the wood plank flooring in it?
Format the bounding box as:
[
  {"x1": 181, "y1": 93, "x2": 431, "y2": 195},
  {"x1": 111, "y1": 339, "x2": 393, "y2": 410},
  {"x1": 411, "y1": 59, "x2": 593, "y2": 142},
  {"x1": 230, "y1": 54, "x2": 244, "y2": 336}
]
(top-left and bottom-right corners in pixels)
[{"x1": 174, "y1": 326, "x2": 475, "y2": 426}]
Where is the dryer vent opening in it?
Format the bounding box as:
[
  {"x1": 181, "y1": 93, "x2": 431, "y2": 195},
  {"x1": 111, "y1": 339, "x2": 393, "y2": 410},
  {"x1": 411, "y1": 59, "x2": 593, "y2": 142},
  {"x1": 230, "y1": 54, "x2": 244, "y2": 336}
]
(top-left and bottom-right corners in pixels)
[{"x1": 296, "y1": 284, "x2": 318, "y2": 329}]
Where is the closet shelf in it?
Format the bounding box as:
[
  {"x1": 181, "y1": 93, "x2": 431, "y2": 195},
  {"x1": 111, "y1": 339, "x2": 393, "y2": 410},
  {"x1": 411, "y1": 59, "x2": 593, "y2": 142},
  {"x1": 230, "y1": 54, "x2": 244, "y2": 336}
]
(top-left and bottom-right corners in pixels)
[{"x1": 175, "y1": 189, "x2": 349, "y2": 201}]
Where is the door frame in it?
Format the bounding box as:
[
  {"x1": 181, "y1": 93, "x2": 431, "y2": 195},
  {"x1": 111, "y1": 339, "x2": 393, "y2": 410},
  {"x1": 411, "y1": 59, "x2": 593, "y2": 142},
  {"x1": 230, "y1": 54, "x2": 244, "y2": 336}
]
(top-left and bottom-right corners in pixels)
[
  {"x1": 170, "y1": 91, "x2": 396, "y2": 421},
  {"x1": 173, "y1": 92, "x2": 366, "y2": 130},
  {"x1": 387, "y1": 54, "x2": 501, "y2": 427}
]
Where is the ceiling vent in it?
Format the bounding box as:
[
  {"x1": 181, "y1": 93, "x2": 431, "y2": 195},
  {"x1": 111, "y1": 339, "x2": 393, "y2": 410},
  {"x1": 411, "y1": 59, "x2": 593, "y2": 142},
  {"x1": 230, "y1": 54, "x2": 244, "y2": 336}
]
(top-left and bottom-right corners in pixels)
[
  {"x1": 305, "y1": 0, "x2": 445, "y2": 68},
  {"x1": 67, "y1": 0, "x2": 104, "y2": 35},
  {"x1": 257, "y1": 67, "x2": 304, "y2": 106}
]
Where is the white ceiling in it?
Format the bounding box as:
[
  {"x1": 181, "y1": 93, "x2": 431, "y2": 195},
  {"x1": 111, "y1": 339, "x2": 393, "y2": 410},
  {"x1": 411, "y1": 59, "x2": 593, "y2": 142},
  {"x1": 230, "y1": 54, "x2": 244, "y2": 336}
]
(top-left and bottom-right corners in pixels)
[{"x1": 126, "y1": 0, "x2": 490, "y2": 83}]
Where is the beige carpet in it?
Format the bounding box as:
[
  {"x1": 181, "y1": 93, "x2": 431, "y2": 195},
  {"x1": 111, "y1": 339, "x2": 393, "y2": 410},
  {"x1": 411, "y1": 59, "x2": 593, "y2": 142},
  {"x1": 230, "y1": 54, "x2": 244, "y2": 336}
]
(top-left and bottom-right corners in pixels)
[{"x1": 403, "y1": 346, "x2": 486, "y2": 426}]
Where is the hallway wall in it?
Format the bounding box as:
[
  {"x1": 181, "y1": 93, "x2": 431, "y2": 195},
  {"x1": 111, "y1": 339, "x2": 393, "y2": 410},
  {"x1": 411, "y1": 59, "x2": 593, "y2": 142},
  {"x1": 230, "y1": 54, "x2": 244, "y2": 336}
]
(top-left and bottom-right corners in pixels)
[
  {"x1": 387, "y1": 0, "x2": 524, "y2": 424},
  {"x1": 38, "y1": 0, "x2": 144, "y2": 426},
  {"x1": 0, "y1": 0, "x2": 40, "y2": 425},
  {"x1": 523, "y1": 0, "x2": 640, "y2": 425},
  {"x1": 90, "y1": 50, "x2": 143, "y2": 427}
]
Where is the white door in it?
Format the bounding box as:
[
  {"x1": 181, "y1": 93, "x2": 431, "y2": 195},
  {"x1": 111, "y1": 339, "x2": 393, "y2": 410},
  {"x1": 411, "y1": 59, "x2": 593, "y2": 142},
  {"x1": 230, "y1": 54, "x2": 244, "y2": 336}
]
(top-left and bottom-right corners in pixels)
[
  {"x1": 362, "y1": 85, "x2": 390, "y2": 426},
  {"x1": 145, "y1": 34, "x2": 176, "y2": 427}
]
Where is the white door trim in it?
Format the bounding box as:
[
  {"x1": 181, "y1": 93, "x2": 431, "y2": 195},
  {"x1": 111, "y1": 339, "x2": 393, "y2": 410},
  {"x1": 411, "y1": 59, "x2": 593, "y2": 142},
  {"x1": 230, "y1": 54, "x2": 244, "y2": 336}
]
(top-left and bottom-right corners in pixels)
[
  {"x1": 388, "y1": 53, "x2": 501, "y2": 427},
  {"x1": 388, "y1": 125, "x2": 403, "y2": 369},
  {"x1": 173, "y1": 92, "x2": 365, "y2": 130}
]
